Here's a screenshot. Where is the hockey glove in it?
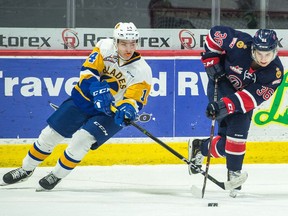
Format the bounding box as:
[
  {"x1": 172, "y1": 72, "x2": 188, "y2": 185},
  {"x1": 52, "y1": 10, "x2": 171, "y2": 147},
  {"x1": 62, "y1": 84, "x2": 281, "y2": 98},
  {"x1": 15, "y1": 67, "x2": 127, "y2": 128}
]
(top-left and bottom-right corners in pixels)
[
  {"x1": 206, "y1": 97, "x2": 235, "y2": 120},
  {"x1": 201, "y1": 51, "x2": 226, "y2": 81},
  {"x1": 89, "y1": 81, "x2": 115, "y2": 116},
  {"x1": 114, "y1": 103, "x2": 137, "y2": 127}
]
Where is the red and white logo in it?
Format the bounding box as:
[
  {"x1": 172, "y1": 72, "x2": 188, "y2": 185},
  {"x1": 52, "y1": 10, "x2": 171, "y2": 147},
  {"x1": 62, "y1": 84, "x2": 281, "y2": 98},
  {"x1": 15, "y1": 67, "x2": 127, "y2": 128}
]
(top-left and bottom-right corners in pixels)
[
  {"x1": 62, "y1": 28, "x2": 79, "y2": 49},
  {"x1": 179, "y1": 29, "x2": 196, "y2": 50},
  {"x1": 230, "y1": 65, "x2": 243, "y2": 74}
]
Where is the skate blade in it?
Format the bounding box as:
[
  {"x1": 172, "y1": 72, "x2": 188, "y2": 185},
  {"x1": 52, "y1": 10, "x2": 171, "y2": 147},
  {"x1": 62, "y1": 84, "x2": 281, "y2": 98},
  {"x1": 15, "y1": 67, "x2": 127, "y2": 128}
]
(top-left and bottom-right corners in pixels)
[
  {"x1": 229, "y1": 189, "x2": 240, "y2": 198},
  {"x1": 35, "y1": 185, "x2": 49, "y2": 192},
  {"x1": 0, "y1": 177, "x2": 29, "y2": 186},
  {"x1": 0, "y1": 182, "x2": 8, "y2": 186}
]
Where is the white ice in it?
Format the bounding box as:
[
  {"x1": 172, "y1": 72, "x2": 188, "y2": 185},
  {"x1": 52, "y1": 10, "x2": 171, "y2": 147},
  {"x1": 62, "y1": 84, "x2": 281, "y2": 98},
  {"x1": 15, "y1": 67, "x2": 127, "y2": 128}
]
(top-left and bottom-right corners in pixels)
[{"x1": 1, "y1": 164, "x2": 288, "y2": 216}]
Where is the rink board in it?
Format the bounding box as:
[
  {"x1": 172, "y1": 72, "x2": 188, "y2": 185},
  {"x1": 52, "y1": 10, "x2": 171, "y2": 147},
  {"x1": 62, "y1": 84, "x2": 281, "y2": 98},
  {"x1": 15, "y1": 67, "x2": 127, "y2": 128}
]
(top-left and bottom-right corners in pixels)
[
  {"x1": 0, "y1": 52, "x2": 287, "y2": 167},
  {"x1": 0, "y1": 141, "x2": 288, "y2": 167},
  {"x1": 0, "y1": 56, "x2": 287, "y2": 141}
]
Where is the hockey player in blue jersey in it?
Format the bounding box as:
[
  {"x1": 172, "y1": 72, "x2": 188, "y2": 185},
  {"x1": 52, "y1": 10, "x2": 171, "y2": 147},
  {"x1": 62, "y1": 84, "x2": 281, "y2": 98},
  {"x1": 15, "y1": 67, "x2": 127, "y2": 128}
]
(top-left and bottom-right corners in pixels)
[
  {"x1": 1, "y1": 22, "x2": 152, "y2": 191},
  {"x1": 188, "y1": 26, "x2": 283, "y2": 197}
]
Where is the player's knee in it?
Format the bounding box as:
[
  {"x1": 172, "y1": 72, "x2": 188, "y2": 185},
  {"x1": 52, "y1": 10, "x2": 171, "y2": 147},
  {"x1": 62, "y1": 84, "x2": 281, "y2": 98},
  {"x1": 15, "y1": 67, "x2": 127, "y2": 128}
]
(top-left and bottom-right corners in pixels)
[
  {"x1": 65, "y1": 129, "x2": 96, "y2": 160},
  {"x1": 38, "y1": 125, "x2": 65, "y2": 149}
]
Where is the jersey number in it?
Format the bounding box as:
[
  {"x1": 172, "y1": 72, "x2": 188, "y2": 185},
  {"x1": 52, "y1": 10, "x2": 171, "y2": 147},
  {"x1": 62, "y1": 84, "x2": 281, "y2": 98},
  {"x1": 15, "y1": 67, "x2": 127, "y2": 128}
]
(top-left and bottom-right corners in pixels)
[
  {"x1": 89, "y1": 52, "x2": 98, "y2": 63},
  {"x1": 140, "y1": 89, "x2": 148, "y2": 102}
]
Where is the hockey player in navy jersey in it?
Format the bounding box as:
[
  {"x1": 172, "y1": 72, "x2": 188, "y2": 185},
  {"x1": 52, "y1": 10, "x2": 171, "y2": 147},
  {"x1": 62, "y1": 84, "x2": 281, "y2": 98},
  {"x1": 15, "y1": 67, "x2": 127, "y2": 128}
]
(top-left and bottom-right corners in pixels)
[
  {"x1": 1, "y1": 22, "x2": 152, "y2": 191},
  {"x1": 188, "y1": 26, "x2": 283, "y2": 197}
]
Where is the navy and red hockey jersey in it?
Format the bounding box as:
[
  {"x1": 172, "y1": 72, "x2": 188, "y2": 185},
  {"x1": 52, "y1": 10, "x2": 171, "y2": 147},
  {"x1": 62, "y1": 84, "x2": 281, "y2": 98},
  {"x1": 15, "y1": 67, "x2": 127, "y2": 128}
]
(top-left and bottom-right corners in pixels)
[{"x1": 204, "y1": 26, "x2": 283, "y2": 114}]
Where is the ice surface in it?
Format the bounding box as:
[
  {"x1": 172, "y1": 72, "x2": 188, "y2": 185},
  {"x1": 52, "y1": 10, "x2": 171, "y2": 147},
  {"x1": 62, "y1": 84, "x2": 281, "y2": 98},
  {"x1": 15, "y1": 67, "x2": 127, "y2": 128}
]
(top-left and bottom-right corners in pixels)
[{"x1": 1, "y1": 164, "x2": 288, "y2": 216}]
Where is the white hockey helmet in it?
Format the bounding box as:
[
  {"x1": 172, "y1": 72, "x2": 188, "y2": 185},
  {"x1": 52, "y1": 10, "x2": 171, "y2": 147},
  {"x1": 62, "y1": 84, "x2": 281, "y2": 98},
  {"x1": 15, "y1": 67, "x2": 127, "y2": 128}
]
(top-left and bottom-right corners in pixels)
[{"x1": 113, "y1": 22, "x2": 139, "y2": 41}]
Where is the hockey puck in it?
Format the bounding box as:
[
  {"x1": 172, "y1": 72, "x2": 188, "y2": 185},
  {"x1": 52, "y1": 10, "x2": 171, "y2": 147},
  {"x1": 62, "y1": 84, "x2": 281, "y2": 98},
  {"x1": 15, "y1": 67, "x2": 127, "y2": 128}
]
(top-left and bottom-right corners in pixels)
[{"x1": 208, "y1": 203, "x2": 218, "y2": 207}]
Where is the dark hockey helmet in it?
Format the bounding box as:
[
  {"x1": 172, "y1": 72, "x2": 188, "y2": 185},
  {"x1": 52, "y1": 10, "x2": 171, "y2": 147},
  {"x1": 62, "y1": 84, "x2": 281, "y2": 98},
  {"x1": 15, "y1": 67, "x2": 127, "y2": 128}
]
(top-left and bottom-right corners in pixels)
[{"x1": 252, "y1": 29, "x2": 278, "y2": 51}]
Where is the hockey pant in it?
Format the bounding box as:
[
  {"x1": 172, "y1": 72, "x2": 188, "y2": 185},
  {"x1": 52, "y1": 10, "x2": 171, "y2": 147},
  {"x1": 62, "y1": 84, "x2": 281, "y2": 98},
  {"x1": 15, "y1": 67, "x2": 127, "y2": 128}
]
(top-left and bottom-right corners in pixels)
[{"x1": 200, "y1": 111, "x2": 252, "y2": 171}]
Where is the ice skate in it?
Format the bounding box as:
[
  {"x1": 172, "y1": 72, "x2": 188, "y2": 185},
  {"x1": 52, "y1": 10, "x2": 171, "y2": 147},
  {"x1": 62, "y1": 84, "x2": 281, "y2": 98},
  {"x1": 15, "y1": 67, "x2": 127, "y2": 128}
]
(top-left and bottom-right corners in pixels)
[
  {"x1": 1, "y1": 167, "x2": 34, "y2": 186},
  {"x1": 37, "y1": 172, "x2": 61, "y2": 191},
  {"x1": 188, "y1": 139, "x2": 205, "y2": 174},
  {"x1": 228, "y1": 170, "x2": 242, "y2": 198}
]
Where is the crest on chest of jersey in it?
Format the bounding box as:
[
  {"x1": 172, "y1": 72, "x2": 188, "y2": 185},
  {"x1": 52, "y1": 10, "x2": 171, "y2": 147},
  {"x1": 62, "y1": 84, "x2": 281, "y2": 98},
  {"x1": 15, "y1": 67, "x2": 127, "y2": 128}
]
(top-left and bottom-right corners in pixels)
[{"x1": 103, "y1": 54, "x2": 118, "y2": 63}]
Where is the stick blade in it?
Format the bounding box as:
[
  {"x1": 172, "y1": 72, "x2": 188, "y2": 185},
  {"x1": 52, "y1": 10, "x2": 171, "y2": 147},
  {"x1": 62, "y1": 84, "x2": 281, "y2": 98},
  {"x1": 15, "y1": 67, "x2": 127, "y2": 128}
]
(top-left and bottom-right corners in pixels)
[{"x1": 190, "y1": 185, "x2": 202, "y2": 198}]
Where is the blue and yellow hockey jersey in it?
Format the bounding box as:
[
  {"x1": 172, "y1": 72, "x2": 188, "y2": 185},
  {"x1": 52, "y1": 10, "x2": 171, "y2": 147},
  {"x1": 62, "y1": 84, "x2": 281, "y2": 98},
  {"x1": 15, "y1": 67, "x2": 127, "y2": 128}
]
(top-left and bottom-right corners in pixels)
[{"x1": 71, "y1": 39, "x2": 152, "y2": 115}]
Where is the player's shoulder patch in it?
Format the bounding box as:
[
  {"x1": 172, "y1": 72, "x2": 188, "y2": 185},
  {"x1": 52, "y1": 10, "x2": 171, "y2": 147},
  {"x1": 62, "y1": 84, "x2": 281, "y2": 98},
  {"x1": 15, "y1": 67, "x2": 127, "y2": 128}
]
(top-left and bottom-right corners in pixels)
[{"x1": 275, "y1": 67, "x2": 282, "y2": 79}]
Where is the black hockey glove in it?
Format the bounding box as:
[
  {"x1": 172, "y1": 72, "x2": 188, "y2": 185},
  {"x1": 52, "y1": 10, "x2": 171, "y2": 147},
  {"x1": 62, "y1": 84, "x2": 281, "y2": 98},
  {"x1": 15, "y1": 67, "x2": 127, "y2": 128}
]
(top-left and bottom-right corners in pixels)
[
  {"x1": 201, "y1": 52, "x2": 226, "y2": 81},
  {"x1": 206, "y1": 97, "x2": 235, "y2": 120}
]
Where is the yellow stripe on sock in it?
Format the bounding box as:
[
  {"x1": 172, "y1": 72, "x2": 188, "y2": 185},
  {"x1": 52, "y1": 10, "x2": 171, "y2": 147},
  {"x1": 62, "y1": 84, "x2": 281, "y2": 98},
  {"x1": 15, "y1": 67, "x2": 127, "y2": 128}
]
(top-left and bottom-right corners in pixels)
[
  {"x1": 58, "y1": 151, "x2": 80, "y2": 169},
  {"x1": 29, "y1": 145, "x2": 51, "y2": 161}
]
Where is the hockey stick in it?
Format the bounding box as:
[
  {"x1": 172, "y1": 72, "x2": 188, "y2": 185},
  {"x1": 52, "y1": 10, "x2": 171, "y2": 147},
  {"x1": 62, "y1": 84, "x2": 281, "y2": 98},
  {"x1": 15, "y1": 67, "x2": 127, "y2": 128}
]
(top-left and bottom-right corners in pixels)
[
  {"x1": 126, "y1": 120, "x2": 247, "y2": 191},
  {"x1": 201, "y1": 78, "x2": 218, "y2": 198},
  {"x1": 49, "y1": 102, "x2": 247, "y2": 191}
]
